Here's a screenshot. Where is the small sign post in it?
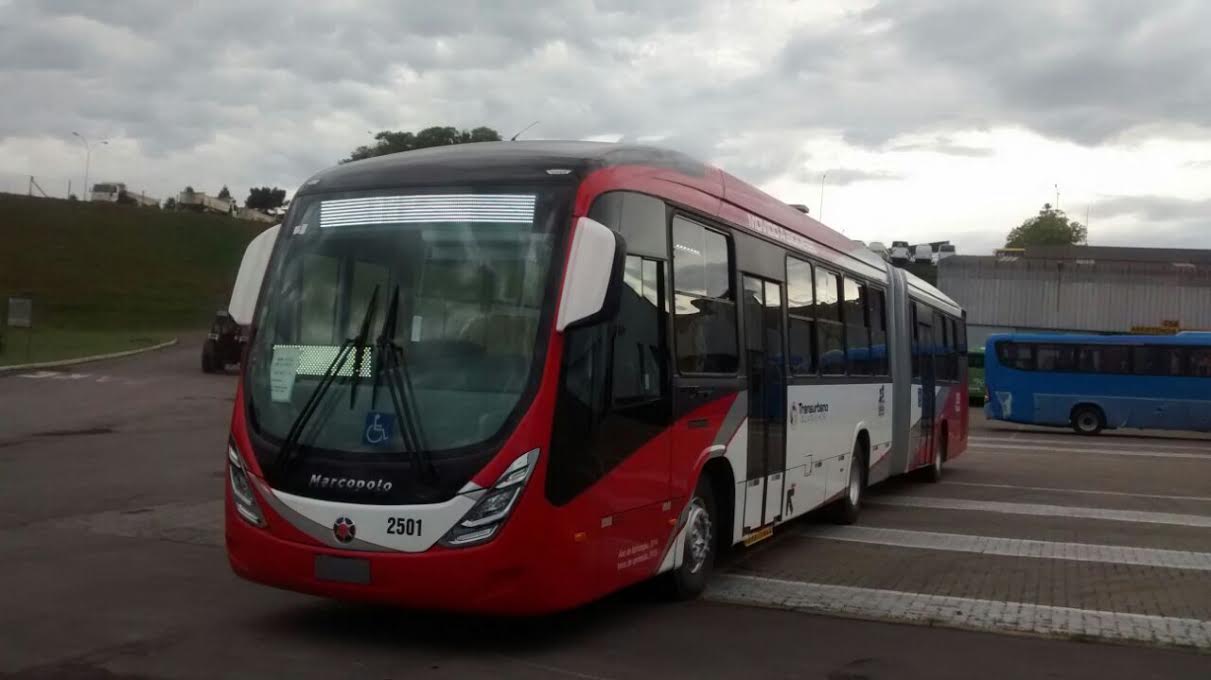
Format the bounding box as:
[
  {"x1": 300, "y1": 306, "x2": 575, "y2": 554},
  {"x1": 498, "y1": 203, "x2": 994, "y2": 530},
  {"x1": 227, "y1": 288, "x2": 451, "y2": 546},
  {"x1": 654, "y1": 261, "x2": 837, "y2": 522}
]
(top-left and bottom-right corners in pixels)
[{"x1": 7, "y1": 296, "x2": 33, "y2": 361}]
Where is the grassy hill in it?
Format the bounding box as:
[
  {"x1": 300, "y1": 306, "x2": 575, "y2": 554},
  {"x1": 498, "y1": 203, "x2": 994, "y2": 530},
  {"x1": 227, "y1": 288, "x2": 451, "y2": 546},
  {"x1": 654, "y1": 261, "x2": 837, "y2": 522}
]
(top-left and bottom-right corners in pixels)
[{"x1": 0, "y1": 193, "x2": 270, "y2": 365}]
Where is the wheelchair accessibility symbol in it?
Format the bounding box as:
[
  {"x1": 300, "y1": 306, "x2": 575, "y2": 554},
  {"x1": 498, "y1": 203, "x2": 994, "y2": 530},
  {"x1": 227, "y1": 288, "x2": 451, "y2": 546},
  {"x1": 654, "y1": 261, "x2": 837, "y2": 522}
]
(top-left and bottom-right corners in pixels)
[{"x1": 363, "y1": 412, "x2": 395, "y2": 447}]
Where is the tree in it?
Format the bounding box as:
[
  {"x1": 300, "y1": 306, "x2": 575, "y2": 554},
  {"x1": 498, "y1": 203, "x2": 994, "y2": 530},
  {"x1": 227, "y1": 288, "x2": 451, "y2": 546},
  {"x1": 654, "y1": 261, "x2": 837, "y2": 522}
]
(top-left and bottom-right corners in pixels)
[
  {"x1": 1005, "y1": 203, "x2": 1088, "y2": 247},
  {"x1": 343, "y1": 125, "x2": 502, "y2": 163},
  {"x1": 217, "y1": 185, "x2": 232, "y2": 200},
  {"x1": 245, "y1": 186, "x2": 287, "y2": 211},
  {"x1": 163, "y1": 197, "x2": 177, "y2": 210}
]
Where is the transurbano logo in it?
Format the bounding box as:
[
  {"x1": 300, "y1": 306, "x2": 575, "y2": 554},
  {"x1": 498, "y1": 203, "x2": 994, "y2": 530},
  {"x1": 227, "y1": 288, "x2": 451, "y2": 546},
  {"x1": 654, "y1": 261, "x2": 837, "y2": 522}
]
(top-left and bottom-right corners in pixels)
[{"x1": 788, "y1": 401, "x2": 829, "y2": 426}]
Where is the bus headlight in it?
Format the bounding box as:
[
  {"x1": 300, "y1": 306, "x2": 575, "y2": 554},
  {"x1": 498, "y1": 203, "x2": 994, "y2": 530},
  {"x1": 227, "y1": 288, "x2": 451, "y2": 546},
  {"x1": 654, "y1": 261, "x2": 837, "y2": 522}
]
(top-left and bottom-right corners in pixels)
[
  {"x1": 228, "y1": 441, "x2": 266, "y2": 527},
  {"x1": 440, "y1": 448, "x2": 539, "y2": 548}
]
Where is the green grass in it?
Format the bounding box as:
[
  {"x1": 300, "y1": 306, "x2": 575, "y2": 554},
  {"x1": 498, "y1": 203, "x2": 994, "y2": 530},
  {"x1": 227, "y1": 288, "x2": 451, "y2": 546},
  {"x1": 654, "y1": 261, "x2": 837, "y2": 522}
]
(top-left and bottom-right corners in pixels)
[
  {"x1": 0, "y1": 328, "x2": 177, "y2": 367},
  {"x1": 0, "y1": 193, "x2": 269, "y2": 363}
]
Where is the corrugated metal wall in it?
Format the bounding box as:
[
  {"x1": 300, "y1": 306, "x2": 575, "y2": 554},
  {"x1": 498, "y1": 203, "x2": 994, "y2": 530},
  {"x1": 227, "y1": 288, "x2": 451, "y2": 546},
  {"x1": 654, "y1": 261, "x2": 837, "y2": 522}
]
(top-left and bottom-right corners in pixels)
[{"x1": 938, "y1": 256, "x2": 1211, "y2": 333}]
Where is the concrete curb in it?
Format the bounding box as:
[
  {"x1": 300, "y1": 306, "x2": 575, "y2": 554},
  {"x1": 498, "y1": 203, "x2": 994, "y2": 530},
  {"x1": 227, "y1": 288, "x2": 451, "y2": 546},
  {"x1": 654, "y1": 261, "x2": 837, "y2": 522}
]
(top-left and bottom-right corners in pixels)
[{"x1": 0, "y1": 338, "x2": 179, "y2": 374}]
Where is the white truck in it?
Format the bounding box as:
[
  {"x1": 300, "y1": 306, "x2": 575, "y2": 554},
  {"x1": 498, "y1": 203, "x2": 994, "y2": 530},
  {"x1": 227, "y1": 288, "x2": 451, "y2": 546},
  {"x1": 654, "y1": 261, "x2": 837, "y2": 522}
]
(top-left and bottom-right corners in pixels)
[
  {"x1": 90, "y1": 182, "x2": 159, "y2": 207},
  {"x1": 178, "y1": 190, "x2": 235, "y2": 215}
]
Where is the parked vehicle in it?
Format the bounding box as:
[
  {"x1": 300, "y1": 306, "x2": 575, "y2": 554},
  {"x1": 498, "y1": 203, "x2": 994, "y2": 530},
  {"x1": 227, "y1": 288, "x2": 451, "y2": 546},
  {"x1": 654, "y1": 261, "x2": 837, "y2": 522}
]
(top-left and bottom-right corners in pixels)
[
  {"x1": 222, "y1": 141, "x2": 968, "y2": 614},
  {"x1": 202, "y1": 311, "x2": 246, "y2": 373},
  {"x1": 984, "y1": 333, "x2": 1211, "y2": 434},
  {"x1": 968, "y1": 348, "x2": 985, "y2": 404}
]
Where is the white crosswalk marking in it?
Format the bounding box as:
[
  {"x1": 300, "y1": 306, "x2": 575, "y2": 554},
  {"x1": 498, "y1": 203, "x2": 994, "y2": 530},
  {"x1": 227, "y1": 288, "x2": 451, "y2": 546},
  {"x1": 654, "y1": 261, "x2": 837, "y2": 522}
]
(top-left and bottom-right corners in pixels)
[
  {"x1": 946, "y1": 480, "x2": 1211, "y2": 503},
  {"x1": 971, "y1": 441, "x2": 1211, "y2": 461},
  {"x1": 869, "y1": 495, "x2": 1211, "y2": 528},
  {"x1": 969, "y1": 435, "x2": 1211, "y2": 454},
  {"x1": 707, "y1": 575, "x2": 1211, "y2": 649},
  {"x1": 800, "y1": 525, "x2": 1211, "y2": 570}
]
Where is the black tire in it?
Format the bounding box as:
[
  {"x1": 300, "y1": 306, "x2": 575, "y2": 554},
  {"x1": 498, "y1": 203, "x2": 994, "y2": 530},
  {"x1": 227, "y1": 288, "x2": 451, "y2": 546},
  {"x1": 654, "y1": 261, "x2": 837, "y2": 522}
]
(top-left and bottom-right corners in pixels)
[
  {"x1": 923, "y1": 431, "x2": 945, "y2": 483},
  {"x1": 829, "y1": 440, "x2": 866, "y2": 524},
  {"x1": 666, "y1": 475, "x2": 717, "y2": 600},
  {"x1": 1071, "y1": 405, "x2": 1105, "y2": 436},
  {"x1": 201, "y1": 342, "x2": 217, "y2": 373}
]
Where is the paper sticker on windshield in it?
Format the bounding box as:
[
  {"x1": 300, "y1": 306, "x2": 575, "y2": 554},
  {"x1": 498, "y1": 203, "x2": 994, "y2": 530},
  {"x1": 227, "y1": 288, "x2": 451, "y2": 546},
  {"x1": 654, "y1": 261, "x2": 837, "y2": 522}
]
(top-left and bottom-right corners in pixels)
[
  {"x1": 270, "y1": 346, "x2": 302, "y2": 402},
  {"x1": 363, "y1": 412, "x2": 395, "y2": 447}
]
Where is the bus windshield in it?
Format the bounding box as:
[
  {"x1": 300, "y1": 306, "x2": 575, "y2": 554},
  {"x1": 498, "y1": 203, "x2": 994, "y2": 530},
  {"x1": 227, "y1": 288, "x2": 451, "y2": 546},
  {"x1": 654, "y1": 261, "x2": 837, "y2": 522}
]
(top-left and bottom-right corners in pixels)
[{"x1": 245, "y1": 187, "x2": 568, "y2": 471}]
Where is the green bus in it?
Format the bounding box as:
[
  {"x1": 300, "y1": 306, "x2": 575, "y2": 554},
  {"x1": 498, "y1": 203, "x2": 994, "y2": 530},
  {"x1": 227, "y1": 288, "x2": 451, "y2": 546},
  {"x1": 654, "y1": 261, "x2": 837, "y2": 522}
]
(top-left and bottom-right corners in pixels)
[{"x1": 968, "y1": 348, "x2": 985, "y2": 403}]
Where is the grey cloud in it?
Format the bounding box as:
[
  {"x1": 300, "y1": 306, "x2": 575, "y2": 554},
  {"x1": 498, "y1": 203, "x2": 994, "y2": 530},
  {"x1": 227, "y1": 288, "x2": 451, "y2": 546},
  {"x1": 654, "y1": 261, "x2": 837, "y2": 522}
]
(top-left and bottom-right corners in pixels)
[
  {"x1": 862, "y1": 0, "x2": 1211, "y2": 144},
  {"x1": 1094, "y1": 195, "x2": 1211, "y2": 223},
  {"x1": 810, "y1": 168, "x2": 904, "y2": 186},
  {"x1": 889, "y1": 137, "x2": 994, "y2": 158},
  {"x1": 1, "y1": 0, "x2": 1209, "y2": 232}
]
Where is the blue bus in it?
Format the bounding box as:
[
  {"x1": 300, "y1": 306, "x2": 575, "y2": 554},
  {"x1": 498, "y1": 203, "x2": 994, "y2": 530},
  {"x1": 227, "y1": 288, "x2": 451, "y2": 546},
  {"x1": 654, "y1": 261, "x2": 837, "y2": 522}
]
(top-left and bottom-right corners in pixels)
[{"x1": 983, "y1": 332, "x2": 1211, "y2": 435}]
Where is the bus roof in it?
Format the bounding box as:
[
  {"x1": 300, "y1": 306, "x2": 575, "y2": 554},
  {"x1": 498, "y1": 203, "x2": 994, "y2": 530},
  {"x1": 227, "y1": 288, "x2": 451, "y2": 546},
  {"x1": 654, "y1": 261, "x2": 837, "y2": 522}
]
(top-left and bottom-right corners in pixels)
[
  {"x1": 298, "y1": 141, "x2": 961, "y2": 301},
  {"x1": 903, "y1": 268, "x2": 962, "y2": 316},
  {"x1": 986, "y1": 332, "x2": 1211, "y2": 346}
]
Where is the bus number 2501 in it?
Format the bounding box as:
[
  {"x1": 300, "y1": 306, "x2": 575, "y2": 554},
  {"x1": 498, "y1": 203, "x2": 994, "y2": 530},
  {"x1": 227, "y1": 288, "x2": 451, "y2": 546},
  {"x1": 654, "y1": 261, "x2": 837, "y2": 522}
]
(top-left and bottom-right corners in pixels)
[{"x1": 386, "y1": 517, "x2": 422, "y2": 536}]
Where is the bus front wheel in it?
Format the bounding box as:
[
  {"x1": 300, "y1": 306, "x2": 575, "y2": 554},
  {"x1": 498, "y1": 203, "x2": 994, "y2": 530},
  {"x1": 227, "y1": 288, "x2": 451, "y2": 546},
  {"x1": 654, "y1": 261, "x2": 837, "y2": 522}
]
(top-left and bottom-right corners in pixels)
[
  {"x1": 1071, "y1": 405, "x2": 1105, "y2": 436},
  {"x1": 666, "y1": 476, "x2": 716, "y2": 600}
]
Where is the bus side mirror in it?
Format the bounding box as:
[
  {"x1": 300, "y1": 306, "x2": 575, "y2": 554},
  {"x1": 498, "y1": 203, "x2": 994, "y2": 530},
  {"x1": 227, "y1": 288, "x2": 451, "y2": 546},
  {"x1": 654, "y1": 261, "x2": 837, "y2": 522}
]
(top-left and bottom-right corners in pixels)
[
  {"x1": 556, "y1": 216, "x2": 626, "y2": 332},
  {"x1": 228, "y1": 223, "x2": 281, "y2": 326}
]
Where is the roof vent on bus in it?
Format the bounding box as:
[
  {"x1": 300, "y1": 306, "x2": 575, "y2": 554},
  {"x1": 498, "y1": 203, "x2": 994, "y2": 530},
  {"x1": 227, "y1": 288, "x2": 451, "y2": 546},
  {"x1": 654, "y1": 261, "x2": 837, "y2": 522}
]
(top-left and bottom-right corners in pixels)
[{"x1": 788, "y1": 204, "x2": 809, "y2": 214}]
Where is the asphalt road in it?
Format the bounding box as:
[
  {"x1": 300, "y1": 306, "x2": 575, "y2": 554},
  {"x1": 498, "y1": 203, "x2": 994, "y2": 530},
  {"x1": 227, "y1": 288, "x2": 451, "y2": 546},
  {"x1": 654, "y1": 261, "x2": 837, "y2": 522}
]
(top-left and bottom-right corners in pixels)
[{"x1": 1, "y1": 341, "x2": 1207, "y2": 679}]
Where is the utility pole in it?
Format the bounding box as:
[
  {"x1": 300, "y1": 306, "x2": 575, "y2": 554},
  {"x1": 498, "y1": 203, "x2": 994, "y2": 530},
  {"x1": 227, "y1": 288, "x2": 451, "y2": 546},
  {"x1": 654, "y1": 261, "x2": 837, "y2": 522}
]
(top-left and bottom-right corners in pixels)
[
  {"x1": 1054, "y1": 183, "x2": 1060, "y2": 210},
  {"x1": 71, "y1": 132, "x2": 108, "y2": 200}
]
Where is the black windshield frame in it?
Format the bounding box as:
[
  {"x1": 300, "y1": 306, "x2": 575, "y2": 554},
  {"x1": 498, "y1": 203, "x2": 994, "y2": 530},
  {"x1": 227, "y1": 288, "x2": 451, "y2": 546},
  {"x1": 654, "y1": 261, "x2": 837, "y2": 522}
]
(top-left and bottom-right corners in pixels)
[{"x1": 241, "y1": 180, "x2": 576, "y2": 503}]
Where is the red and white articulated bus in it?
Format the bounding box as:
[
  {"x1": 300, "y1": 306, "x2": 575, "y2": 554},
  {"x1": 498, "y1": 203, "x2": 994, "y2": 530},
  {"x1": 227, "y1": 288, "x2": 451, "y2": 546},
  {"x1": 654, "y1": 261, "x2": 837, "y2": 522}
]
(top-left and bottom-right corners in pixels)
[{"x1": 224, "y1": 142, "x2": 968, "y2": 613}]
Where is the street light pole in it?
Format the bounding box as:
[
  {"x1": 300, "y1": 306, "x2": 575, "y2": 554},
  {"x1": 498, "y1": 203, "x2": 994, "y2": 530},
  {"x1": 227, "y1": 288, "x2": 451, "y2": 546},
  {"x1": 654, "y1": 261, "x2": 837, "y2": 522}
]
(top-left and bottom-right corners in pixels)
[
  {"x1": 72, "y1": 132, "x2": 108, "y2": 200},
  {"x1": 818, "y1": 172, "x2": 827, "y2": 222}
]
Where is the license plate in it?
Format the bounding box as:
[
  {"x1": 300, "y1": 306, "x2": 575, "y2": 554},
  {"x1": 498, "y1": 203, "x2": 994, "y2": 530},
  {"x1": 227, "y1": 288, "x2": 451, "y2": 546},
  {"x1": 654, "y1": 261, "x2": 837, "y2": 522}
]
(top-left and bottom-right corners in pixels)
[{"x1": 315, "y1": 554, "x2": 370, "y2": 584}]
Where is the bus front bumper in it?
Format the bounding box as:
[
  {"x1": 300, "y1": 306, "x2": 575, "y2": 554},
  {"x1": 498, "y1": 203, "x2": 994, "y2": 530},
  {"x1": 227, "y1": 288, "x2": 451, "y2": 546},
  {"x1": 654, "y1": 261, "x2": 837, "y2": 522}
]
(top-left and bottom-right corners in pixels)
[{"x1": 224, "y1": 499, "x2": 586, "y2": 615}]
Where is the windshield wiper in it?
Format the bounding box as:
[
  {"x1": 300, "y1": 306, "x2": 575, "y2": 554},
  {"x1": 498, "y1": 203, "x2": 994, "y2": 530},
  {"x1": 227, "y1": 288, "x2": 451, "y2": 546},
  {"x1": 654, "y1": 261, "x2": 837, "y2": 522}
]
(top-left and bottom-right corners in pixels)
[
  {"x1": 348, "y1": 285, "x2": 380, "y2": 408},
  {"x1": 276, "y1": 288, "x2": 380, "y2": 475},
  {"x1": 372, "y1": 284, "x2": 437, "y2": 481}
]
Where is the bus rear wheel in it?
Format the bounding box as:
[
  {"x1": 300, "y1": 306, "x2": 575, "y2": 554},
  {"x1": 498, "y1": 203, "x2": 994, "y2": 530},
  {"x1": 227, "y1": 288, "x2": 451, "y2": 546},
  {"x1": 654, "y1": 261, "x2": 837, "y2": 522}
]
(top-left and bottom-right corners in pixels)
[
  {"x1": 666, "y1": 476, "x2": 716, "y2": 600},
  {"x1": 923, "y1": 432, "x2": 945, "y2": 483},
  {"x1": 829, "y1": 440, "x2": 865, "y2": 525},
  {"x1": 1071, "y1": 405, "x2": 1105, "y2": 436}
]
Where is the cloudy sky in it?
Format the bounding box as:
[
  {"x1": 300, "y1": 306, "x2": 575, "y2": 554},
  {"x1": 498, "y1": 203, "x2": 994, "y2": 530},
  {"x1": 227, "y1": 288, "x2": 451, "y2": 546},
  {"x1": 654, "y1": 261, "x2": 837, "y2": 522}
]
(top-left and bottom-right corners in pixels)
[{"x1": 1, "y1": 0, "x2": 1209, "y2": 253}]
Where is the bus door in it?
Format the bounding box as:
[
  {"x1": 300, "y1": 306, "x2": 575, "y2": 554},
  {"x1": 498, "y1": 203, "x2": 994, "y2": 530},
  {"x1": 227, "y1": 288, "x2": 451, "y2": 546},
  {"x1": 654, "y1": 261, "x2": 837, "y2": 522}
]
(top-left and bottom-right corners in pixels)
[
  {"x1": 916, "y1": 307, "x2": 936, "y2": 467},
  {"x1": 741, "y1": 275, "x2": 787, "y2": 531}
]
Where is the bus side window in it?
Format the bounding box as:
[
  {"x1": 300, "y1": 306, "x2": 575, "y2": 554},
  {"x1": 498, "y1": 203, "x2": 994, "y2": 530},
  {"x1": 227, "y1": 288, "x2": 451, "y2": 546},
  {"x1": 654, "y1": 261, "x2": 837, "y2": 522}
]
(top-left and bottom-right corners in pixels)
[
  {"x1": 786, "y1": 257, "x2": 816, "y2": 375},
  {"x1": 612, "y1": 256, "x2": 668, "y2": 406},
  {"x1": 996, "y1": 341, "x2": 1035, "y2": 371},
  {"x1": 869, "y1": 289, "x2": 888, "y2": 376},
  {"x1": 548, "y1": 195, "x2": 673, "y2": 506},
  {"x1": 671, "y1": 217, "x2": 738, "y2": 374},
  {"x1": 910, "y1": 306, "x2": 920, "y2": 379},
  {"x1": 815, "y1": 269, "x2": 845, "y2": 375},
  {"x1": 843, "y1": 277, "x2": 870, "y2": 376},
  {"x1": 1189, "y1": 348, "x2": 1211, "y2": 377}
]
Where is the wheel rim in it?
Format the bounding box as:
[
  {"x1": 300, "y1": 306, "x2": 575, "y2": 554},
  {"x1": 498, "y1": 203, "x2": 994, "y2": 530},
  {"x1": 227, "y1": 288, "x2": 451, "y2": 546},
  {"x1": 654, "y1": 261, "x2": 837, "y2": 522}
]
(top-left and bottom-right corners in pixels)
[
  {"x1": 685, "y1": 498, "x2": 713, "y2": 575},
  {"x1": 1078, "y1": 413, "x2": 1096, "y2": 431},
  {"x1": 848, "y1": 462, "x2": 861, "y2": 505},
  {"x1": 934, "y1": 444, "x2": 943, "y2": 473}
]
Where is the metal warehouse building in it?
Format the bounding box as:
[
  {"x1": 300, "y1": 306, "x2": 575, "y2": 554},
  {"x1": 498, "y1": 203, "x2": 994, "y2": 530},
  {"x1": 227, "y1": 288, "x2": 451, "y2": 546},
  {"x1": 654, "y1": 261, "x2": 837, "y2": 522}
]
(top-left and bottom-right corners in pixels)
[{"x1": 937, "y1": 245, "x2": 1211, "y2": 348}]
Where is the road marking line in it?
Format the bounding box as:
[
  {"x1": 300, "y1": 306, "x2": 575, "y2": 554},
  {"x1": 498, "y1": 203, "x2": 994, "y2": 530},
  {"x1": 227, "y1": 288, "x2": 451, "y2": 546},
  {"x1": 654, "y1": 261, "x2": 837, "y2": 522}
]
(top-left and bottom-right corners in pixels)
[
  {"x1": 971, "y1": 442, "x2": 1211, "y2": 461},
  {"x1": 970, "y1": 435, "x2": 1211, "y2": 453},
  {"x1": 869, "y1": 496, "x2": 1211, "y2": 528},
  {"x1": 707, "y1": 574, "x2": 1211, "y2": 649},
  {"x1": 799, "y1": 525, "x2": 1211, "y2": 571},
  {"x1": 946, "y1": 481, "x2": 1211, "y2": 503}
]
